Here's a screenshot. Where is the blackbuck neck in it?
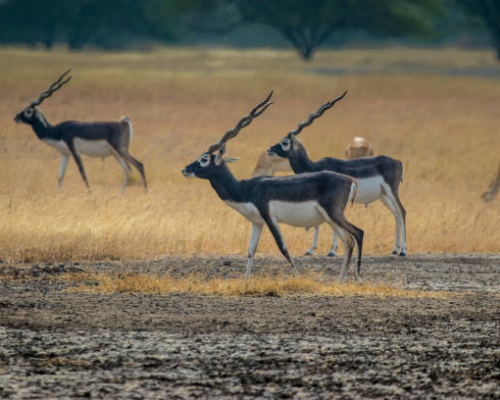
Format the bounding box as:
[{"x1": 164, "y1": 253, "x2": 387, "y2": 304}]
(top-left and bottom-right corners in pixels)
[
  {"x1": 30, "y1": 110, "x2": 55, "y2": 140},
  {"x1": 288, "y1": 142, "x2": 320, "y2": 173},
  {"x1": 208, "y1": 163, "x2": 245, "y2": 202}
]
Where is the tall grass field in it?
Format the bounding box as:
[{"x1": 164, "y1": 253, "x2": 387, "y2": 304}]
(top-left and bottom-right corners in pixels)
[{"x1": 1, "y1": 47, "x2": 499, "y2": 262}]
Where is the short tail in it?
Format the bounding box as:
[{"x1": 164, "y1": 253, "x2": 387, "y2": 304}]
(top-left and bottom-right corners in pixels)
[
  {"x1": 120, "y1": 116, "x2": 133, "y2": 143},
  {"x1": 348, "y1": 179, "x2": 358, "y2": 207}
]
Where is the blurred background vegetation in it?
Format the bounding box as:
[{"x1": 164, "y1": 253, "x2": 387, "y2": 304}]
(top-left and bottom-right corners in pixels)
[{"x1": 0, "y1": 0, "x2": 499, "y2": 60}]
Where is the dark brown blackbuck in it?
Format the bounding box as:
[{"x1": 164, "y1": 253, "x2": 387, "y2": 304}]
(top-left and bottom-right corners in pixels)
[
  {"x1": 14, "y1": 69, "x2": 147, "y2": 194},
  {"x1": 268, "y1": 91, "x2": 407, "y2": 257},
  {"x1": 182, "y1": 92, "x2": 364, "y2": 281}
]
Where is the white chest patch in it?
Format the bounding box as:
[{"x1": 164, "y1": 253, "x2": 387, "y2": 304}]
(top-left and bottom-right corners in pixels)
[
  {"x1": 43, "y1": 138, "x2": 112, "y2": 158},
  {"x1": 354, "y1": 176, "x2": 385, "y2": 204},
  {"x1": 269, "y1": 200, "x2": 324, "y2": 228},
  {"x1": 43, "y1": 139, "x2": 70, "y2": 155},
  {"x1": 225, "y1": 201, "x2": 264, "y2": 224}
]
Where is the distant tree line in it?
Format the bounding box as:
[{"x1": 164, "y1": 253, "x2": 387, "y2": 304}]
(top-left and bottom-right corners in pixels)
[{"x1": 0, "y1": 0, "x2": 499, "y2": 61}]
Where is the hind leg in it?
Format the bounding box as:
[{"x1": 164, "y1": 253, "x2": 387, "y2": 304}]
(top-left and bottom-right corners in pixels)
[
  {"x1": 118, "y1": 149, "x2": 147, "y2": 191},
  {"x1": 380, "y1": 190, "x2": 406, "y2": 257},
  {"x1": 317, "y1": 204, "x2": 363, "y2": 282}
]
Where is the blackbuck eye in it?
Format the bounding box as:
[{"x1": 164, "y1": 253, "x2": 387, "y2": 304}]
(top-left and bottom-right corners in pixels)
[
  {"x1": 24, "y1": 108, "x2": 34, "y2": 117},
  {"x1": 281, "y1": 139, "x2": 290, "y2": 150},
  {"x1": 198, "y1": 154, "x2": 211, "y2": 167}
]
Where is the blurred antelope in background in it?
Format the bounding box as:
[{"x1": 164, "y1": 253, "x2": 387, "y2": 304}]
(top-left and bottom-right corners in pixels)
[
  {"x1": 345, "y1": 136, "x2": 374, "y2": 159},
  {"x1": 482, "y1": 161, "x2": 500, "y2": 202},
  {"x1": 268, "y1": 91, "x2": 407, "y2": 257},
  {"x1": 252, "y1": 152, "x2": 290, "y2": 177},
  {"x1": 14, "y1": 70, "x2": 147, "y2": 194},
  {"x1": 183, "y1": 92, "x2": 363, "y2": 281}
]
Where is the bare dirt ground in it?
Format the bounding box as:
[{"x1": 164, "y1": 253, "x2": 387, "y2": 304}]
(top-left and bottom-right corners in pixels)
[{"x1": 1, "y1": 254, "x2": 500, "y2": 399}]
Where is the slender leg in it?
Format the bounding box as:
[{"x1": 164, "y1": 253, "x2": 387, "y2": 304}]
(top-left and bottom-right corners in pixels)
[
  {"x1": 317, "y1": 205, "x2": 363, "y2": 282},
  {"x1": 118, "y1": 149, "x2": 148, "y2": 191},
  {"x1": 115, "y1": 155, "x2": 132, "y2": 195},
  {"x1": 482, "y1": 161, "x2": 500, "y2": 202},
  {"x1": 380, "y1": 195, "x2": 402, "y2": 255},
  {"x1": 245, "y1": 223, "x2": 264, "y2": 278},
  {"x1": 381, "y1": 191, "x2": 407, "y2": 257},
  {"x1": 331, "y1": 224, "x2": 353, "y2": 282},
  {"x1": 327, "y1": 231, "x2": 338, "y2": 257},
  {"x1": 263, "y1": 216, "x2": 299, "y2": 276},
  {"x1": 67, "y1": 143, "x2": 90, "y2": 190},
  {"x1": 305, "y1": 226, "x2": 320, "y2": 256},
  {"x1": 57, "y1": 154, "x2": 70, "y2": 193}
]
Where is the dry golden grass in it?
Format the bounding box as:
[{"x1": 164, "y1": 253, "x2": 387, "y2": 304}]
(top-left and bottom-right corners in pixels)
[
  {"x1": 67, "y1": 271, "x2": 451, "y2": 298},
  {"x1": 1, "y1": 46, "x2": 499, "y2": 262}
]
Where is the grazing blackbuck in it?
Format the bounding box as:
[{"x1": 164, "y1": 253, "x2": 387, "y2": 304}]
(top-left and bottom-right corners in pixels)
[
  {"x1": 14, "y1": 69, "x2": 147, "y2": 194},
  {"x1": 182, "y1": 92, "x2": 364, "y2": 281},
  {"x1": 268, "y1": 91, "x2": 407, "y2": 256}
]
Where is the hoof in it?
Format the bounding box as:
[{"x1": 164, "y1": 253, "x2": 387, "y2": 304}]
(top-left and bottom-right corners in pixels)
[
  {"x1": 304, "y1": 251, "x2": 313, "y2": 256},
  {"x1": 326, "y1": 252, "x2": 336, "y2": 257},
  {"x1": 391, "y1": 250, "x2": 398, "y2": 255},
  {"x1": 399, "y1": 251, "x2": 407, "y2": 257}
]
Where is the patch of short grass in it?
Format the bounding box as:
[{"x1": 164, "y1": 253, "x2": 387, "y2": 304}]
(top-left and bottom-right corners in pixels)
[{"x1": 69, "y1": 271, "x2": 451, "y2": 298}]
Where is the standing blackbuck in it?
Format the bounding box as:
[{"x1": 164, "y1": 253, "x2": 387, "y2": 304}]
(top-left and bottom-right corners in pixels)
[
  {"x1": 182, "y1": 92, "x2": 364, "y2": 281},
  {"x1": 268, "y1": 91, "x2": 407, "y2": 257},
  {"x1": 482, "y1": 161, "x2": 500, "y2": 202},
  {"x1": 14, "y1": 69, "x2": 147, "y2": 194},
  {"x1": 305, "y1": 136, "x2": 375, "y2": 257}
]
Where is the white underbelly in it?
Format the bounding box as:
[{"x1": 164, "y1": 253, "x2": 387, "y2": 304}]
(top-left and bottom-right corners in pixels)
[
  {"x1": 354, "y1": 176, "x2": 384, "y2": 204},
  {"x1": 42, "y1": 138, "x2": 112, "y2": 158},
  {"x1": 269, "y1": 200, "x2": 324, "y2": 228},
  {"x1": 74, "y1": 138, "x2": 112, "y2": 158},
  {"x1": 225, "y1": 201, "x2": 265, "y2": 224}
]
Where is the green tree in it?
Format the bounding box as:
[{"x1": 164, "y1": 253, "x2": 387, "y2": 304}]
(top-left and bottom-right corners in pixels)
[
  {"x1": 232, "y1": 0, "x2": 444, "y2": 60},
  {"x1": 455, "y1": 0, "x2": 500, "y2": 59},
  {"x1": 0, "y1": 0, "x2": 204, "y2": 49}
]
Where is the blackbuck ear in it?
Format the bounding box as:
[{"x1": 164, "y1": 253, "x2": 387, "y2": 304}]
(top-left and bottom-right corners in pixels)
[
  {"x1": 215, "y1": 144, "x2": 226, "y2": 165},
  {"x1": 224, "y1": 157, "x2": 240, "y2": 163}
]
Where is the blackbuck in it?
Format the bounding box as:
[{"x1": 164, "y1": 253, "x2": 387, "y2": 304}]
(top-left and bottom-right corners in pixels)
[
  {"x1": 306, "y1": 136, "x2": 376, "y2": 257},
  {"x1": 182, "y1": 92, "x2": 364, "y2": 281},
  {"x1": 14, "y1": 70, "x2": 147, "y2": 194},
  {"x1": 482, "y1": 161, "x2": 500, "y2": 202},
  {"x1": 268, "y1": 91, "x2": 407, "y2": 257}
]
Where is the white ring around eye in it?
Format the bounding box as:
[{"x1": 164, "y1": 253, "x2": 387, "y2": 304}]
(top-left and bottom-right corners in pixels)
[
  {"x1": 281, "y1": 139, "x2": 290, "y2": 151},
  {"x1": 198, "y1": 154, "x2": 211, "y2": 167}
]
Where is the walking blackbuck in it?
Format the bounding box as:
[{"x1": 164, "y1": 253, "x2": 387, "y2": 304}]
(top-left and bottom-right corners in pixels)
[
  {"x1": 182, "y1": 92, "x2": 364, "y2": 281},
  {"x1": 268, "y1": 91, "x2": 407, "y2": 256},
  {"x1": 14, "y1": 69, "x2": 147, "y2": 194}
]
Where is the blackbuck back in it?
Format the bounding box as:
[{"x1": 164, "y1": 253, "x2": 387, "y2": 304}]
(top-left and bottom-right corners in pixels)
[
  {"x1": 183, "y1": 92, "x2": 364, "y2": 281},
  {"x1": 268, "y1": 91, "x2": 407, "y2": 257},
  {"x1": 14, "y1": 69, "x2": 147, "y2": 194}
]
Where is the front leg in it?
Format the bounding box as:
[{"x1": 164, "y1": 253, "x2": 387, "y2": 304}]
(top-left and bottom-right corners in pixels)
[
  {"x1": 67, "y1": 140, "x2": 90, "y2": 190},
  {"x1": 57, "y1": 154, "x2": 70, "y2": 194},
  {"x1": 261, "y1": 214, "x2": 299, "y2": 277},
  {"x1": 245, "y1": 223, "x2": 264, "y2": 278},
  {"x1": 327, "y1": 231, "x2": 338, "y2": 257},
  {"x1": 305, "y1": 226, "x2": 319, "y2": 256}
]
